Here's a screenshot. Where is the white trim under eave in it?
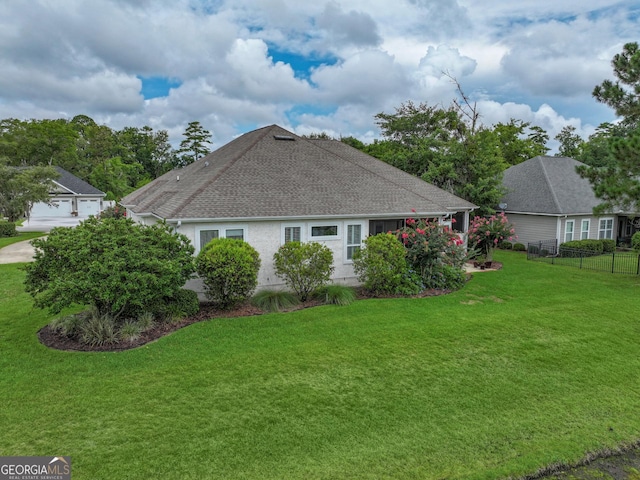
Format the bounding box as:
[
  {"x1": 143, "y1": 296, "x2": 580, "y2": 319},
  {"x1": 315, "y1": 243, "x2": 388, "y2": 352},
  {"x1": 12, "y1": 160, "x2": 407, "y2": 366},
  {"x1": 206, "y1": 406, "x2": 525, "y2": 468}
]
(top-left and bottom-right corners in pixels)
[
  {"x1": 161, "y1": 212, "x2": 457, "y2": 224},
  {"x1": 505, "y1": 210, "x2": 598, "y2": 217}
]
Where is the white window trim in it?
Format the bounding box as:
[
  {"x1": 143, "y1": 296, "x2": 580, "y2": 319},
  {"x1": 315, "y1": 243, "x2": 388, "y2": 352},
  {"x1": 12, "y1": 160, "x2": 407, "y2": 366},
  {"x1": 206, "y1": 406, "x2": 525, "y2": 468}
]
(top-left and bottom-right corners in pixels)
[
  {"x1": 581, "y1": 219, "x2": 590, "y2": 240},
  {"x1": 195, "y1": 224, "x2": 248, "y2": 251},
  {"x1": 309, "y1": 223, "x2": 341, "y2": 240},
  {"x1": 598, "y1": 217, "x2": 614, "y2": 240},
  {"x1": 281, "y1": 223, "x2": 304, "y2": 244},
  {"x1": 344, "y1": 222, "x2": 365, "y2": 263},
  {"x1": 564, "y1": 219, "x2": 575, "y2": 242}
]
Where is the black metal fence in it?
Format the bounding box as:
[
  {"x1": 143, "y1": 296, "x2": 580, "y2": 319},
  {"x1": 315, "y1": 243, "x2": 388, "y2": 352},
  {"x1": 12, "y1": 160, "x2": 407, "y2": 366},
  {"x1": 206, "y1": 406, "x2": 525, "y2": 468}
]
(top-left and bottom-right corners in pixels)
[{"x1": 527, "y1": 239, "x2": 640, "y2": 275}]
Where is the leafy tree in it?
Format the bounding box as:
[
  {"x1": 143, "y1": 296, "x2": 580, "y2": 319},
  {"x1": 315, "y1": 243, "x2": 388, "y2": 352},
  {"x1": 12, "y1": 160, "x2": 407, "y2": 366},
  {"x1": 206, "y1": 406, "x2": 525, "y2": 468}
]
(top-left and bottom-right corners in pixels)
[
  {"x1": 177, "y1": 121, "x2": 212, "y2": 166},
  {"x1": 273, "y1": 241, "x2": 334, "y2": 301},
  {"x1": 593, "y1": 42, "x2": 640, "y2": 127},
  {"x1": 0, "y1": 163, "x2": 59, "y2": 221},
  {"x1": 24, "y1": 217, "x2": 196, "y2": 320},
  {"x1": 196, "y1": 238, "x2": 261, "y2": 308},
  {"x1": 555, "y1": 125, "x2": 585, "y2": 158},
  {"x1": 578, "y1": 43, "x2": 640, "y2": 212},
  {"x1": 492, "y1": 119, "x2": 549, "y2": 165}
]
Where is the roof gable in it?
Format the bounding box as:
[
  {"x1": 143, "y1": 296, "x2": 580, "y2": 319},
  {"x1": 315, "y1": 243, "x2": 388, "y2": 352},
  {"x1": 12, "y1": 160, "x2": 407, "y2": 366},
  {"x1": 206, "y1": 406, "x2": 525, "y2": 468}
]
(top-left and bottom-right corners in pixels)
[
  {"x1": 53, "y1": 167, "x2": 105, "y2": 196},
  {"x1": 502, "y1": 156, "x2": 600, "y2": 215},
  {"x1": 122, "y1": 125, "x2": 476, "y2": 220}
]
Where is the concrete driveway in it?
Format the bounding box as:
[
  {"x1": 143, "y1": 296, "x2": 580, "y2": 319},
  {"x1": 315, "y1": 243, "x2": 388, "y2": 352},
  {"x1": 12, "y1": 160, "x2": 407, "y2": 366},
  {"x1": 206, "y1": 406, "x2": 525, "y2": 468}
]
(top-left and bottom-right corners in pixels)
[
  {"x1": 17, "y1": 216, "x2": 83, "y2": 232},
  {"x1": 0, "y1": 217, "x2": 83, "y2": 264}
]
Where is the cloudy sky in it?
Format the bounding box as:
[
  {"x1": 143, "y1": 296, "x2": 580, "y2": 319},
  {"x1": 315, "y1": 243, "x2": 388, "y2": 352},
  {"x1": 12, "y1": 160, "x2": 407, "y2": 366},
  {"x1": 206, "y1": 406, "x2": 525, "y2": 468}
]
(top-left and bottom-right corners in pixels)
[{"x1": 0, "y1": 0, "x2": 638, "y2": 151}]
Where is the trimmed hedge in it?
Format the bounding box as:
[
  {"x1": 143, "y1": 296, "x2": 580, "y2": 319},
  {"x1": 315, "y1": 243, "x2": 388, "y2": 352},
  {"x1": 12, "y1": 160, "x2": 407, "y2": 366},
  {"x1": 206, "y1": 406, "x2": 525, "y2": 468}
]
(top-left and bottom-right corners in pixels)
[
  {"x1": 0, "y1": 222, "x2": 17, "y2": 237},
  {"x1": 633, "y1": 232, "x2": 640, "y2": 252},
  {"x1": 559, "y1": 239, "x2": 605, "y2": 254},
  {"x1": 513, "y1": 243, "x2": 526, "y2": 251}
]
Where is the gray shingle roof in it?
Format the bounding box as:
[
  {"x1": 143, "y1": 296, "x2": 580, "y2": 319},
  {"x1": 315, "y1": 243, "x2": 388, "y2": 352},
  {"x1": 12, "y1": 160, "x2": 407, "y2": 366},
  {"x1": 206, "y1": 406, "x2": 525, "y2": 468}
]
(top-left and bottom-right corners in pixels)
[
  {"x1": 122, "y1": 125, "x2": 476, "y2": 220},
  {"x1": 54, "y1": 167, "x2": 105, "y2": 196},
  {"x1": 502, "y1": 156, "x2": 600, "y2": 215}
]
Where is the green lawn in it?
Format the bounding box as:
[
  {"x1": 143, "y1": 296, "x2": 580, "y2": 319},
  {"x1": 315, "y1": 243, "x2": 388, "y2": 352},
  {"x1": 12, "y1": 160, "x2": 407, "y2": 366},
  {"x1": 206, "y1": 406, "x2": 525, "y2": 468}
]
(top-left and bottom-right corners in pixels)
[
  {"x1": 1, "y1": 251, "x2": 640, "y2": 479},
  {"x1": 0, "y1": 231, "x2": 45, "y2": 249}
]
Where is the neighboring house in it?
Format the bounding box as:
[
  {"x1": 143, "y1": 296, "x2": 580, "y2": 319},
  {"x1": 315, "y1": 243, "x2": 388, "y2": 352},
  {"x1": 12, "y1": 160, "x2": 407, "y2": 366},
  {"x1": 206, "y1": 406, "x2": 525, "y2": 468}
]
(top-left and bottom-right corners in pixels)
[
  {"x1": 121, "y1": 124, "x2": 477, "y2": 290},
  {"x1": 30, "y1": 167, "x2": 107, "y2": 218},
  {"x1": 501, "y1": 155, "x2": 638, "y2": 248}
]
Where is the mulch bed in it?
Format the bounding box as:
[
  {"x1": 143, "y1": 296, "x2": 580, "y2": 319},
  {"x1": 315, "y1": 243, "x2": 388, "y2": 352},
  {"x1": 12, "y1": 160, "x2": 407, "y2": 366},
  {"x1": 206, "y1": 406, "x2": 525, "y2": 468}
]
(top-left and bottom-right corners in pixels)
[{"x1": 38, "y1": 263, "x2": 502, "y2": 353}]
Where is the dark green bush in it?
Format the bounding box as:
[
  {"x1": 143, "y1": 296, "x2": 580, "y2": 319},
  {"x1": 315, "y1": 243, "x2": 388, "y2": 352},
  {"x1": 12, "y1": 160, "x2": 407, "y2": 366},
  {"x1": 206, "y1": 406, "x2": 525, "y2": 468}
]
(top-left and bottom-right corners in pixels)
[
  {"x1": 602, "y1": 239, "x2": 616, "y2": 253},
  {"x1": 25, "y1": 217, "x2": 196, "y2": 323},
  {"x1": 352, "y1": 233, "x2": 418, "y2": 296},
  {"x1": 273, "y1": 242, "x2": 334, "y2": 301},
  {"x1": 498, "y1": 241, "x2": 513, "y2": 250},
  {"x1": 251, "y1": 289, "x2": 299, "y2": 312},
  {"x1": 560, "y1": 239, "x2": 604, "y2": 254},
  {"x1": 0, "y1": 222, "x2": 17, "y2": 237},
  {"x1": 513, "y1": 243, "x2": 526, "y2": 251},
  {"x1": 633, "y1": 232, "x2": 640, "y2": 252},
  {"x1": 196, "y1": 238, "x2": 261, "y2": 308},
  {"x1": 154, "y1": 289, "x2": 200, "y2": 321}
]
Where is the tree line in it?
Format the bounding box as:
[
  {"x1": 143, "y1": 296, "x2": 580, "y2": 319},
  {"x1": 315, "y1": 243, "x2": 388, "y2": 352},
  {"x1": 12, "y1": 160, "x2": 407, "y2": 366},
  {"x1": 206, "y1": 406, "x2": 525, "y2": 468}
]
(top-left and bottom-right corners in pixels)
[
  {"x1": 1, "y1": 42, "x2": 638, "y2": 220},
  {"x1": 0, "y1": 117, "x2": 212, "y2": 201}
]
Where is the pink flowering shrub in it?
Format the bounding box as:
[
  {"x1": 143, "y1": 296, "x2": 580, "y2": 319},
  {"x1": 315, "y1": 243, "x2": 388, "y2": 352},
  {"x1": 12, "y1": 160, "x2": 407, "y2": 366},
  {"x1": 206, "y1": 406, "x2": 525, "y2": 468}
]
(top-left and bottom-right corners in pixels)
[
  {"x1": 467, "y1": 212, "x2": 515, "y2": 261},
  {"x1": 394, "y1": 217, "x2": 470, "y2": 290}
]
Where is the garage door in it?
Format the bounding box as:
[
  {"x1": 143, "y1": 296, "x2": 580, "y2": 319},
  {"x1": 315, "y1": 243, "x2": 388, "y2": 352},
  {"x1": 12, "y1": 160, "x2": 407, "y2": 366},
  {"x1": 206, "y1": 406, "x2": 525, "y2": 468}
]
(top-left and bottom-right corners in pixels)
[
  {"x1": 30, "y1": 199, "x2": 73, "y2": 217},
  {"x1": 77, "y1": 199, "x2": 100, "y2": 217}
]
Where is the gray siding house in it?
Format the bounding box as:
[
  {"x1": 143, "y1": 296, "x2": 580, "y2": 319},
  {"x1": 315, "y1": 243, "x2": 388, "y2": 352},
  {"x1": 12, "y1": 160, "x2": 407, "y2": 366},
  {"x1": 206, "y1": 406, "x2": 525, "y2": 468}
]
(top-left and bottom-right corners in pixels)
[
  {"x1": 501, "y1": 156, "x2": 634, "y2": 248},
  {"x1": 122, "y1": 124, "x2": 477, "y2": 290}
]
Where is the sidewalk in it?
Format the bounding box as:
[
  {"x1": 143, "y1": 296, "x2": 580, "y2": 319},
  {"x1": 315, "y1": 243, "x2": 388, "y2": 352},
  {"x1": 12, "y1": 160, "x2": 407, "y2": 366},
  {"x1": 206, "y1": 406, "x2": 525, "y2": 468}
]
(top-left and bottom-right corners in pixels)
[{"x1": 0, "y1": 239, "x2": 38, "y2": 264}]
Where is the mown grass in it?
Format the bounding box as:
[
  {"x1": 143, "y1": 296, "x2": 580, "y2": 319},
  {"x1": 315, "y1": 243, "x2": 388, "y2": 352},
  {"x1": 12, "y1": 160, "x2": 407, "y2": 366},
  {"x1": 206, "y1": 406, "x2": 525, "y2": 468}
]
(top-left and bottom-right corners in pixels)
[
  {"x1": 1, "y1": 251, "x2": 640, "y2": 479},
  {"x1": 0, "y1": 231, "x2": 45, "y2": 249}
]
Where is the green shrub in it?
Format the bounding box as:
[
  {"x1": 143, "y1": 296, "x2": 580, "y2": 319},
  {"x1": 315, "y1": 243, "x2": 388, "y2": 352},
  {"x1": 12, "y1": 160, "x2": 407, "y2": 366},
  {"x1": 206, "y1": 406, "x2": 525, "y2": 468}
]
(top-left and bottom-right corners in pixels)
[
  {"x1": 314, "y1": 284, "x2": 356, "y2": 306},
  {"x1": 427, "y1": 265, "x2": 467, "y2": 291},
  {"x1": 499, "y1": 241, "x2": 513, "y2": 250},
  {"x1": 273, "y1": 242, "x2": 334, "y2": 301},
  {"x1": 602, "y1": 239, "x2": 616, "y2": 253},
  {"x1": 49, "y1": 314, "x2": 84, "y2": 337},
  {"x1": 25, "y1": 217, "x2": 195, "y2": 322},
  {"x1": 196, "y1": 238, "x2": 261, "y2": 308},
  {"x1": 513, "y1": 243, "x2": 526, "y2": 251},
  {"x1": 0, "y1": 222, "x2": 17, "y2": 237},
  {"x1": 251, "y1": 289, "x2": 300, "y2": 312},
  {"x1": 632, "y1": 232, "x2": 640, "y2": 252},
  {"x1": 154, "y1": 289, "x2": 200, "y2": 321},
  {"x1": 353, "y1": 233, "x2": 415, "y2": 296},
  {"x1": 560, "y1": 239, "x2": 603, "y2": 254}
]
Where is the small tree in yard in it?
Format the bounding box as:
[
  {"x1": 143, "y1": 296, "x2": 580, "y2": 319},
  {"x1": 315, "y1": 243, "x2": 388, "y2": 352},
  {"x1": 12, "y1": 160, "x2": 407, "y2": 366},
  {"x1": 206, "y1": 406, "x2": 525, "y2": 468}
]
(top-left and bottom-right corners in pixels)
[
  {"x1": 395, "y1": 217, "x2": 470, "y2": 291},
  {"x1": 273, "y1": 241, "x2": 334, "y2": 301},
  {"x1": 467, "y1": 212, "x2": 516, "y2": 262},
  {"x1": 24, "y1": 217, "x2": 197, "y2": 344},
  {"x1": 196, "y1": 238, "x2": 261, "y2": 308}
]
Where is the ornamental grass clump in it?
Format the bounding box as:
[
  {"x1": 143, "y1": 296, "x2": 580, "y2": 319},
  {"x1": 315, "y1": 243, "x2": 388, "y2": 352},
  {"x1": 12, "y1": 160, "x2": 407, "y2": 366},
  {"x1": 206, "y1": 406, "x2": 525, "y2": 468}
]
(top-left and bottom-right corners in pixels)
[{"x1": 467, "y1": 212, "x2": 516, "y2": 262}]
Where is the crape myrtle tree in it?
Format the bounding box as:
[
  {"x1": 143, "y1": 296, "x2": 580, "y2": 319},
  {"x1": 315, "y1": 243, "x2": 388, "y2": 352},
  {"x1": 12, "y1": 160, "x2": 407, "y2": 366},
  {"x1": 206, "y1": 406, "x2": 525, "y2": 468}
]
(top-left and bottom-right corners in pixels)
[
  {"x1": 577, "y1": 42, "x2": 640, "y2": 213},
  {"x1": 24, "y1": 217, "x2": 196, "y2": 321}
]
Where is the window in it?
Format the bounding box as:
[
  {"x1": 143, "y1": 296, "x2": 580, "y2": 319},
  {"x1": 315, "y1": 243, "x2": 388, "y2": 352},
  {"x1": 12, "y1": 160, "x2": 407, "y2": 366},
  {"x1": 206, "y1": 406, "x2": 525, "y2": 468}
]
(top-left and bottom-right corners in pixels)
[
  {"x1": 346, "y1": 224, "x2": 362, "y2": 260},
  {"x1": 200, "y1": 229, "x2": 219, "y2": 249},
  {"x1": 564, "y1": 220, "x2": 574, "y2": 242},
  {"x1": 581, "y1": 219, "x2": 590, "y2": 240},
  {"x1": 598, "y1": 218, "x2": 613, "y2": 239},
  {"x1": 284, "y1": 226, "x2": 301, "y2": 243},
  {"x1": 311, "y1": 225, "x2": 338, "y2": 238},
  {"x1": 225, "y1": 228, "x2": 244, "y2": 240}
]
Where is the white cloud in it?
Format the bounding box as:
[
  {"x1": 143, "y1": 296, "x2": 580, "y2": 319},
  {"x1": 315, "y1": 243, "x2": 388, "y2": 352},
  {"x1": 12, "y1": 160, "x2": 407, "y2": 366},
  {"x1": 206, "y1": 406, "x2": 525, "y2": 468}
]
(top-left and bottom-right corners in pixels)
[{"x1": 0, "y1": 0, "x2": 635, "y2": 150}]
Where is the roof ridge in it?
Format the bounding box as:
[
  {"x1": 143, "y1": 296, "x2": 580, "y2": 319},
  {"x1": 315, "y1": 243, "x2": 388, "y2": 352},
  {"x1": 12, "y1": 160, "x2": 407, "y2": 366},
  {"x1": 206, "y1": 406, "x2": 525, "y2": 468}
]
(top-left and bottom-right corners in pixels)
[
  {"x1": 167, "y1": 126, "x2": 275, "y2": 217},
  {"x1": 538, "y1": 156, "x2": 563, "y2": 214}
]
